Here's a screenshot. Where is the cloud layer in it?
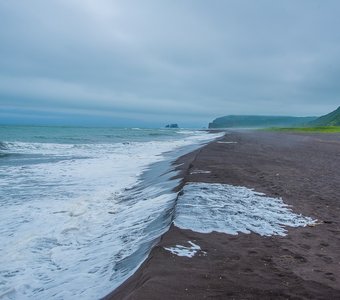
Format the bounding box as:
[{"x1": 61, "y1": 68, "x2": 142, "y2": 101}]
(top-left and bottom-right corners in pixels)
[{"x1": 1, "y1": 0, "x2": 339, "y2": 126}]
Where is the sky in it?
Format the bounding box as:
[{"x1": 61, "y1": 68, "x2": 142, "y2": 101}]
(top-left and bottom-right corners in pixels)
[{"x1": 0, "y1": 0, "x2": 339, "y2": 127}]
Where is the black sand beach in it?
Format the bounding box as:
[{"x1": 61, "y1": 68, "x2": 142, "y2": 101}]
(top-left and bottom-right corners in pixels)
[{"x1": 107, "y1": 131, "x2": 340, "y2": 299}]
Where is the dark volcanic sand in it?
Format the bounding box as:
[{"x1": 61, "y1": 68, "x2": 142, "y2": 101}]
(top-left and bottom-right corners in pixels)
[{"x1": 107, "y1": 131, "x2": 340, "y2": 300}]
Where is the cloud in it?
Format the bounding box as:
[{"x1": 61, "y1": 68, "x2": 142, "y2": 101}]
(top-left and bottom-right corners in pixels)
[{"x1": 0, "y1": 0, "x2": 339, "y2": 126}]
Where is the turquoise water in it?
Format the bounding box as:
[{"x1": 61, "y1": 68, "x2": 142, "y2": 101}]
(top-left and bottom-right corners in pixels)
[
  {"x1": 0, "y1": 125, "x2": 183, "y2": 144},
  {"x1": 0, "y1": 125, "x2": 221, "y2": 299}
]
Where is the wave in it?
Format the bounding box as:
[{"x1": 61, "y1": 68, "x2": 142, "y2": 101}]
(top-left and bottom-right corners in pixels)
[
  {"x1": 148, "y1": 132, "x2": 176, "y2": 137},
  {"x1": 0, "y1": 130, "x2": 224, "y2": 299},
  {"x1": 0, "y1": 141, "x2": 8, "y2": 151},
  {"x1": 0, "y1": 142, "x2": 13, "y2": 158},
  {"x1": 33, "y1": 136, "x2": 93, "y2": 143}
]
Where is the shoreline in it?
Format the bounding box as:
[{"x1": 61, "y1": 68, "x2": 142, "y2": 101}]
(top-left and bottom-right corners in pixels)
[
  {"x1": 0, "y1": 128, "x2": 223, "y2": 299},
  {"x1": 106, "y1": 130, "x2": 340, "y2": 299}
]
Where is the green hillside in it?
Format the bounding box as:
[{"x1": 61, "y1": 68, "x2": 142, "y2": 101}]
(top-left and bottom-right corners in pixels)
[
  {"x1": 308, "y1": 106, "x2": 340, "y2": 126},
  {"x1": 268, "y1": 126, "x2": 340, "y2": 133},
  {"x1": 208, "y1": 115, "x2": 317, "y2": 129}
]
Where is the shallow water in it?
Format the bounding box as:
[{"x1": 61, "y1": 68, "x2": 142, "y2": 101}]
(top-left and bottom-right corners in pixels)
[{"x1": 0, "y1": 126, "x2": 222, "y2": 299}]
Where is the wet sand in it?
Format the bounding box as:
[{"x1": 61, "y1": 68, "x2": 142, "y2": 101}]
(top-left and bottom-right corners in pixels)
[{"x1": 106, "y1": 131, "x2": 340, "y2": 299}]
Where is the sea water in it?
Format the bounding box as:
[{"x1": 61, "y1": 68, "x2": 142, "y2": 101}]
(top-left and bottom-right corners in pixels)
[{"x1": 0, "y1": 126, "x2": 222, "y2": 300}]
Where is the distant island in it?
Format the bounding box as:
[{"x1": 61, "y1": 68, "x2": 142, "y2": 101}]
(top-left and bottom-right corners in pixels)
[{"x1": 165, "y1": 124, "x2": 179, "y2": 128}]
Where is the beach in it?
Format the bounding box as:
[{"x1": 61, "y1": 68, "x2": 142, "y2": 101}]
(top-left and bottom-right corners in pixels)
[{"x1": 107, "y1": 130, "x2": 340, "y2": 299}]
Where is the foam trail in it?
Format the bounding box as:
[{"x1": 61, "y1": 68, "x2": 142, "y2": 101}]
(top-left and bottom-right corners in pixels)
[
  {"x1": 174, "y1": 183, "x2": 316, "y2": 236},
  {"x1": 164, "y1": 241, "x2": 203, "y2": 258}
]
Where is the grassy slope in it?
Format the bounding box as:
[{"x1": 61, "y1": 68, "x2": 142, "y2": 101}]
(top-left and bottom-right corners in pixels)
[
  {"x1": 308, "y1": 106, "x2": 340, "y2": 126},
  {"x1": 267, "y1": 126, "x2": 340, "y2": 133}
]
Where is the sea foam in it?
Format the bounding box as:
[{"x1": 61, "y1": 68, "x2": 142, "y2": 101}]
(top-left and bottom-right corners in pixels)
[
  {"x1": 0, "y1": 130, "x2": 222, "y2": 300},
  {"x1": 164, "y1": 241, "x2": 204, "y2": 258},
  {"x1": 174, "y1": 182, "x2": 315, "y2": 236}
]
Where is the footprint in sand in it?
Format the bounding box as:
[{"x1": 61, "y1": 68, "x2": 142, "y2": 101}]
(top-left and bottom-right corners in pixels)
[
  {"x1": 299, "y1": 243, "x2": 311, "y2": 250},
  {"x1": 316, "y1": 253, "x2": 333, "y2": 264},
  {"x1": 324, "y1": 272, "x2": 336, "y2": 281},
  {"x1": 320, "y1": 242, "x2": 329, "y2": 247}
]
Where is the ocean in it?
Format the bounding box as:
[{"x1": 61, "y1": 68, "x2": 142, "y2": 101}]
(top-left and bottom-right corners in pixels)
[{"x1": 0, "y1": 126, "x2": 222, "y2": 300}]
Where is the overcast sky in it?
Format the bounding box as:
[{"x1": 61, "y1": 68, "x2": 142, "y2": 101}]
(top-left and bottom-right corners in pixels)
[{"x1": 0, "y1": 0, "x2": 339, "y2": 127}]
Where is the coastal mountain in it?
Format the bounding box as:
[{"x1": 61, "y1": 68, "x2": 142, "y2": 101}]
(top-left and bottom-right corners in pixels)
[
  {"x1": 308, "y1": 106, "x2": 340, "y2": 126},
  {"x1": 208, "y1": 115, "x2": 317, "y2": 129}
]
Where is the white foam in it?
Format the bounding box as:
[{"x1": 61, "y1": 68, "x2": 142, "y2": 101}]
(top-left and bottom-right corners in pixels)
[
  {"x1": 0, "y1": 132, "x2": 223, "y2": 299},
  {"x1": 164, "y1": 241, "x2": 204, "y2": 258},
  {"x1": 217, "y1": 141, "x2": 237, "y2": 144},
  {"x1": 174, "y1": 183, "x2": 316, "y2": 236},
  {"x1": 190, "y1": 170, "x2": 211, "y2": 175}
]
